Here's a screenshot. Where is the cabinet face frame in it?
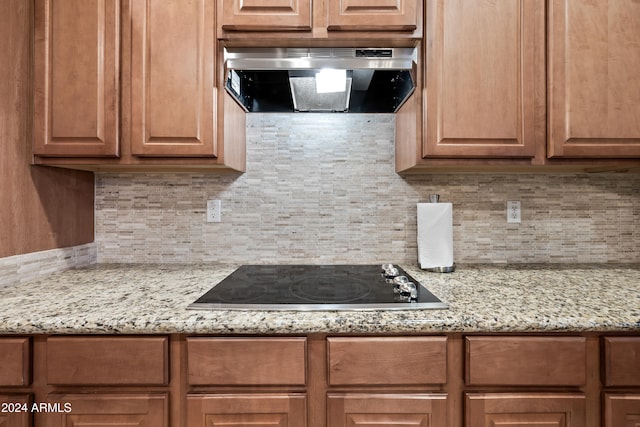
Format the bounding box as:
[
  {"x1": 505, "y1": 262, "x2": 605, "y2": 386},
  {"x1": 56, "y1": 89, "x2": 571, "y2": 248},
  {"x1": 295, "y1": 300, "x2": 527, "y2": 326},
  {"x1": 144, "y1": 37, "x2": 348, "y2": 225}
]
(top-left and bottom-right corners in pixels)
[
  {"x1": 130, "y1": 0, "x2": 217, "y2": 157},
  {"x1": 548, "y1": 0, "x2": 640, "y2": 158},
  {"x1": 33, "y1": 0, "x2": 120, "y2": 158},
  {"x1": 423, "y1": 0, "x2": 544, "y2": 159}
]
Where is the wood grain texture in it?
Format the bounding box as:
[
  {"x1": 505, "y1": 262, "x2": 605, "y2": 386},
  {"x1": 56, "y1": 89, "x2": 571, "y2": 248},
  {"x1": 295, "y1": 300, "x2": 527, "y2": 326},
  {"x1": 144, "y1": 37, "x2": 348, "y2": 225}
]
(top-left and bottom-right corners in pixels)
[
  {"x1": 424, "y1": 0, "x2": 544, "y2": 159},
  {"x1": 0, "y1": 394, "x2": 31, "y2": 427},
  {"x1": 187, "y1": 337, "x2": 307, "y2": 385},
  {"x1": 0, "y1": 0, "x2": 94, "y2": 258},
  {"x1": 327, "y1": 393, "x2": 447, "y2": 427},
  {"x1": 33, "y1": 0, "x2": 119, "y2": 157},
  {"x1": 327, "y1": 336, "x2": 447, "y2": 385},
  {"x1": 327, "y1": 0, "x2": 418, "y2": 31},
  {"x1": 131, "y1": 0, "x2": 217, "y2": 157},
  {"x1": 186, "y1": 393, "x2": 307, "y2": 427},
  {"x1": 219, "y1": 0, "x2": 312, "y2": 31},
  {"x1": 604, "y1": 394, "x2": 640, "y2": 427},
  {"x1": 0, "y1": 338, "x2": 30, "y2": 386},
  {"x1": 466, "y1": 393, "x2": 586, "y2": 427},
  {"x1": 46, "y1": 336, "x2": 169, "y2": 385},
  {"x1": 604, "y1": 337, "x2": 640, "y2": 386},
  {"x1": 548, "y1": 0, "x2": 640, "y2": 158},
  {"x1": 45, "y1": 393, "x2": 168, "y2": 427},
  {"x1": 466, "y1": 336, "x2": 587, "y2": 386}
]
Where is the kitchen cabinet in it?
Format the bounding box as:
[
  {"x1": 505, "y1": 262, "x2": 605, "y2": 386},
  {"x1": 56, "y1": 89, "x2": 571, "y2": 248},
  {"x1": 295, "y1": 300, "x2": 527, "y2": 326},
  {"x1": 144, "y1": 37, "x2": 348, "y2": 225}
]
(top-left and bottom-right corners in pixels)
[
  {"x1": 0, "y1": 338, "x2": 30, "y2": 387},
  {"x1": 548, "y1": 0, "x2": 640, "y2": 158},
  {"x1": 218, "y1": 0, "x2": 312, "y2": 32},
  {"x1": 4, "y1": 333, "x2": 640, "y2": 426},
  {"x1": 466, "y1": 393, "x2": 586, "y2": 427},
  {"x1": 604, "y1": 394, "x2": 640, "y2": 427},
  {"x1": 396, "y1": 0, "x2": 640, "y2": 172},
  {"x1": 327, "y1": 393, "x2": 447, "y2": 427},
  {"x1": 422, "y1": 0, "x2": 544, "y2": 160},
  {"x1": 187, "y1": 394, "x2": 307, "y2": 427},
  {"x1": 217, "y1": 0, "x2": 422, "y2": 40},
  {"x1": 45, "y1": 394, "x2": 168, "y2": 427},
  {"x1": 603, "y1": 337, "x2": 640, "y2": 427},
  {"x1": 0, "y1": 394, "x2": 31, "y2": 427},
  {"x1": 43, "y1": 337, "x2": 169, "y2": 426},
  {"x1": 33, "y1": 0, "x2": 120, "y2": 158},
  {"x1": 33, "y1": 0, "x2": 246, "y2": 172}
]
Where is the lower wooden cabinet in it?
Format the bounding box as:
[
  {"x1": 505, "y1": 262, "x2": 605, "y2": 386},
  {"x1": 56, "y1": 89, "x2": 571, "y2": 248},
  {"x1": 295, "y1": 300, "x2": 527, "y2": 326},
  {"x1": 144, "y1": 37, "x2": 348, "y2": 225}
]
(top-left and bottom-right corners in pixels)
[
  {"x1": 604, "y1": 394, "x2": 640, "y2": 427},
  {"x1": 0, "y1": 394, "x2": 31, "y2": 427},
  {"x1": 327, "y1": 393, "x2": 446, "y2": 427},
  {"x1": 466, "y1": 393, "x2": 586, "y2": 427},
  {"x1": 186, "y1": 394, "x2": 307, "y2": 427},
  {"x1": 44, "y1": 393, "x2": 168, "y2": 427}
]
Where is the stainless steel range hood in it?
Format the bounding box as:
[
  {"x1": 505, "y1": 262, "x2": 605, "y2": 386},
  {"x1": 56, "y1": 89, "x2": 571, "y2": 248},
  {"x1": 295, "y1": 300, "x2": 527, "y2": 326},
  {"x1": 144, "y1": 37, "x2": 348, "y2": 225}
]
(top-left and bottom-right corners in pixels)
[{"x1": 224, "y1": 47, "x2": 416, "y2": 113}]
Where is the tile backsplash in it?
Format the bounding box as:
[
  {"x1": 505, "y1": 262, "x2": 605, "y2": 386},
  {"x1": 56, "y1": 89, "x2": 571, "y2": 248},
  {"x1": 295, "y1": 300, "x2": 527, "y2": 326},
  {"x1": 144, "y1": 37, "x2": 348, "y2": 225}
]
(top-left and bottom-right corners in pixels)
[{"x1": 95, "y1": 114, "x2": 640, "y2": 264}]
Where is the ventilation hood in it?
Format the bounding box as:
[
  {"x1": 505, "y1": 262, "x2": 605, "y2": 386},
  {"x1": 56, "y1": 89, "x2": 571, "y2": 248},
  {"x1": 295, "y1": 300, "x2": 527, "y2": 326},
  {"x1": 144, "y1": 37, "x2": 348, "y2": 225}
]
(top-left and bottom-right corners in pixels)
[{"x1": 224, "y1": 47, "x2": 416, "y2": 113}]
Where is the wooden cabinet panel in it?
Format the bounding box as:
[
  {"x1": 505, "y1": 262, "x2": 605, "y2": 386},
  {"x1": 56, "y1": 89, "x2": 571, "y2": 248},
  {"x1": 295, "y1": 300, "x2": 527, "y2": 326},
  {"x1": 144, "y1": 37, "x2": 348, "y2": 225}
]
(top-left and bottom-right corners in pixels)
[
  {"x1": 327, "y1": 0, "x2": 418, "y2": 31},
  {"x1": 465, "y1": 336, "x2": 586, "y2": 386},
  {"x1": 219, "y1": 0, "x2": 312, "y2": 31},
  {"x1": 187, "y1": 337, "x2": 306, "y2": 385},
  {"x1": 327, "y1": 336, "x2": 446, "y2": 385},
  {"x1": 33, "y1": 0, "x2": 119, "y2": 157},
  {"x1": 327, "y1": 393, "x2": 447, "y2": 427},
  {"x1": 423, "y1": 0, "x2": 543, "y2": 158},
  {"x1": 45, "y1": 393, "x2": 167, "y2": 427},
  {"x1": 186, "y1": 394, "x2": 306, "y2": 427},
  {"x1": 604, "y1": 394, "x2": 640, "y2": 427},
  {"x1": 130, "y1": 0, "x2": 217, "y2": 157},
  {"x1": 604, "y1": 337, "x2": 640, "y2": 386},
  {"x1": 0, "y1": 338, "x2": 30, "y2": 386},
  {"x1": 548, "y1": 0, "x2": 640, "y2": 158},
  {"x1": 0, "y1": 394, "x2": 31, "y2": 427},
  {"x1": 466, "y1": 393, "x2": 586, "y2": 427},
  {"x1": 46, "y1": 336, "x2": 168, "y2": 386}
]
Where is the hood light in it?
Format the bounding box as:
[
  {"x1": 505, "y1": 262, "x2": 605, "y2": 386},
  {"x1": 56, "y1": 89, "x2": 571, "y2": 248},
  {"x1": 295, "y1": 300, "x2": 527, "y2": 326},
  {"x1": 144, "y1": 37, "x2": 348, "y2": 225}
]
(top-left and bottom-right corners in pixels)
[{"x1": 315, "y1": 69, "x2": 347, "y2": 93}]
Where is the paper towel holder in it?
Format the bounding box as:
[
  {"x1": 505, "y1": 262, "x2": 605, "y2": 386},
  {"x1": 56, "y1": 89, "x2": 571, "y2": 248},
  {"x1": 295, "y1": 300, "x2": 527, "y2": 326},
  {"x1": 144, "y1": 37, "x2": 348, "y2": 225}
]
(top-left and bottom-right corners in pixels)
[
  {"x1": 423, "y1": 264, "x2": 456, "y2": 273},
  {"x1": 428, "y1": 194, "x2": 440, "y2": 203}
]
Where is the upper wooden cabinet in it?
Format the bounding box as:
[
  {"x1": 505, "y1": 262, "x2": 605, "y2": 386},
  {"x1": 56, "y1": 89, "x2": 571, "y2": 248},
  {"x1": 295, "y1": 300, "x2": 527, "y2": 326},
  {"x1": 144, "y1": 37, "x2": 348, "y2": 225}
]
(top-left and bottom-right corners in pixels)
[
  {"x1": 33, "y1": 0, "x2": 245, "y2": 171},
  {"x1": 423, "y1": 0, "x2": 544, "y2": 159},
  {"x1": 217, "y1": 0, "x2": 422, "y2": 39},
  {"x1": 548, "y1": 0, "x2": 640, "y2": 158},
  {"x1": 33, "y1": 0, "x2": 120, "y2": 157},
  {"x1": 130, "y1": 0, "x2": 216, "y2": 157},
  {"x1": 218, "y1": 0, "x2": 312, "y2": 32},
  {"x1": 326, "y1": 0, "x2": 418, "y2": 32}
]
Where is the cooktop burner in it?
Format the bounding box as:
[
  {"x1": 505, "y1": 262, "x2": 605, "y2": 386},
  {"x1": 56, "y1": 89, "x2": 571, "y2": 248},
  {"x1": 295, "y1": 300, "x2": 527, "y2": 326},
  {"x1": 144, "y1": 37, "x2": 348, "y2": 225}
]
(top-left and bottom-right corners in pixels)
[{"x1": 188, "y1": 265, "x2": 448, "y2": 311}]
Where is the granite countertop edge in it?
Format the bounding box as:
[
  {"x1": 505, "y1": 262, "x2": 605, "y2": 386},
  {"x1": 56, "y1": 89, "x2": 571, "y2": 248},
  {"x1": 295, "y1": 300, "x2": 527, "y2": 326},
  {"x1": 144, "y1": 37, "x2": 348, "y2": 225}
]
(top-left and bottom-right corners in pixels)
[{"x1": 1, "y1": 263, "x2": 639, "y2": 335}]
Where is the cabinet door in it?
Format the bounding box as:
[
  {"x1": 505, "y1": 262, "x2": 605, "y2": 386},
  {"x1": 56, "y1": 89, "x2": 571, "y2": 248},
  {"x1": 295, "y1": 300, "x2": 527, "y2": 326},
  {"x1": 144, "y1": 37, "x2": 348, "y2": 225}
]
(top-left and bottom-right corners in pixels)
[
  {"x1": 548, "y1": 0, "x2": 640, "y2": 158},
  {"x1": 604, "y1": 394, "x2": 640, "y2": 427},
  {"x1": 328, "y1": 393, "x2": 446, "y2": 427},
  {"x1": 327, "y1": 0, "x2": 418, "y2": 31},
  {"x1": 45, "y1": 394, "x2": 167, "y2": 427},
  {"x1": 33, "y1": 0, "x2": 119, "y2": 157},
  {"x1": 218, "y1": 0, "x2": 312, "y2": 31},
  {"x1": 186, "y1": 394, "x2": 306, "y2": 427},
  {"x1": 130, "y1": 0, "x2": 216, "y2": 157},
  {"x1": 0, "y1": 394, "x2": 31, "y2": 427},
  {"x1": 466, "y1": 393, "x2": 585, "y2": 427},
  {"x1": 424, "y1": 0, "x2": 544, "y2": 158}
]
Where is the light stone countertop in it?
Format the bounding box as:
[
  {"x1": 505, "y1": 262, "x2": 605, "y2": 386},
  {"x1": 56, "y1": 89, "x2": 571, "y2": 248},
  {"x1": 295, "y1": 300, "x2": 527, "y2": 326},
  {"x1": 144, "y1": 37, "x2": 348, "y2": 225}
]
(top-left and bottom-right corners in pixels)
[{"x1": 0, "y1": 263, "x2": 639, "y2": 335}]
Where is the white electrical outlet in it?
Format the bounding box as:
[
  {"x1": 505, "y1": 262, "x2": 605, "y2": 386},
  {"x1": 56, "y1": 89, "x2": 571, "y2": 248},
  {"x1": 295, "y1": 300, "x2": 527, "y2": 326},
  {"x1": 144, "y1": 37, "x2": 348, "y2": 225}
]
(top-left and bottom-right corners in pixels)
[
  {"x1": 207, "y1": 199, "x2": 221, "y2": 223},
  {"x1": 507, "y1": 201, "x2": 521, "y2": 224}
]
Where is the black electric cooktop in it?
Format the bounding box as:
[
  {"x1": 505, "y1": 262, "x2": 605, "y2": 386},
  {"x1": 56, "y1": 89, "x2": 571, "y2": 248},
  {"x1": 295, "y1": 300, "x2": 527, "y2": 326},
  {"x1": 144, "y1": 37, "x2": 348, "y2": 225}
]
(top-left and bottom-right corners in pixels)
[{"x1": 188, "y1": 265, "x2": 448, "y2": 311}]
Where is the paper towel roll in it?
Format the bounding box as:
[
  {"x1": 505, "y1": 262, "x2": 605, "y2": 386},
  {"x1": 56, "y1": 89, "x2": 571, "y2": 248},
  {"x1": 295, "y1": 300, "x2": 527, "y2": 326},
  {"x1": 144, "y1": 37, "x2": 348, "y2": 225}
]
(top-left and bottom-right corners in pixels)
[{"x1": 417, "y1": 203, "x2": 454, "y2": 269}]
